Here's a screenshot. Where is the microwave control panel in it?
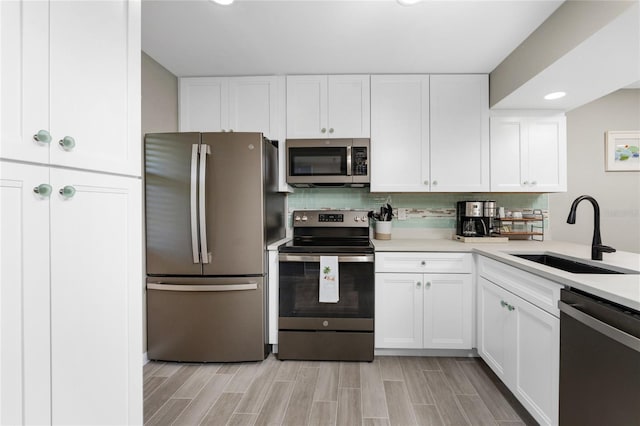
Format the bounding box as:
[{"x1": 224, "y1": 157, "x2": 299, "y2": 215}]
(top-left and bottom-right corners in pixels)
[{"x1": 352, "y1": 147, "x2": 368, "y2": 176}]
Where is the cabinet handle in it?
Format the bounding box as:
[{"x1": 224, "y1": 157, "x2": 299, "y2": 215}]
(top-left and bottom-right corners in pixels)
[
  {"x1": 508, "y1": 304, "x2": 515, "y2": 311},
  {"x1": 432, "y1": 180, "x2": 438, "y2": 186},
  {"x1": 58, "y1": 136, "x2": 76, "y2": 151},
  {"x1": 500, "y1": 300, "x2": 507, "y2": 308},
  {"x1": 523, "y1": 181, "x2": 529, "y2": 186},
  {"x1": 329, "y1": 128, "x2": 334, "y2": 134},
  {"x1": 423, "y1": 180, "x2": 429, "y2": 186},
  {"x1": 416, "y1": 281, "x2": 421, "y2": 288},
  {"x1": 33, "y1": 183, "x2": 52, "y2": 198},
  {"x1": 321, "y1": 128, "x2": 327, "y2": 134},
  {"x1": 59, "y1": 185, "x2": 76, "y2": 199},
  {"x1": 33, "y1": 129, "x2": 52, "y2": 144},
  {"x1": 425, "y1": 281, "x2": 431, "y2": 288},
  {"x1": 531, "y1": 181, "x2": 537, "y2": 185},
  {"x1": 229, "y1": 129, "x2": 234, "y2": 132},
  {"x1": 420, "y1": 260, "x2": 426, "y2": 266}
]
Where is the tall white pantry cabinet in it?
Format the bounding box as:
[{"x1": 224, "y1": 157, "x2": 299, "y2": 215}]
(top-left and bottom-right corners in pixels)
[{"x1": 0, "y1": 1, "x2": 143, "y2": 425}]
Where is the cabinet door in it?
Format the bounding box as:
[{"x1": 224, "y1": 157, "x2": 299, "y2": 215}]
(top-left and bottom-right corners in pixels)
[
  {"x1": 0, "y1": 1, "x2": 50, "y2": 164},
  {"x1": 286, "y1": 75, "x2": 327, "y2": 138},
  {"x1": 228, "y1": 76, "x2": 284, "y2": 139},
  {"x1": 511, "y1": 294, "x2": 559, "y2": 426},
  {"x1": 490, "y1": 117, "x2": 527, "y2": 192},
  {"x1": 49, "y1": 169, "x2": 142, "y2": 425},
  {"x1": 48, "y1": 0, "x2": 141, "y2": 176},
  {"x1": 0, "y1": 162, "x2": 51, "y2": 425},
  {"x1": 370, "y1": 75, "x2": 430, "y2": 192},
  {"x1": 527, "y1": 116, "x2": 567, "y2": 192},
  {"x1": 477, "y1": 277, "x2": 513, "y2": 382},
  {"x1": 423, "y1": 274, "x2": 473, "y2": 349},
  {"x1": 375, "y1": 273, "x2": 423, "y2": 348},
  {"x1": 179, "y1": 77, "x2": 228, "y2": 132},
  {"x1": 327, "y1": 75, "x2": 370, "y2": 138},
  {"x1": 430, "y1": 75, "x2": 489, "y2": 192}
]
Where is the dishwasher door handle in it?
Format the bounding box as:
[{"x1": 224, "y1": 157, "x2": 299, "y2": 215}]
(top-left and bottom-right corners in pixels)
[{"x1": 559, "y1": 300, "x2": 640, "y2": 353}]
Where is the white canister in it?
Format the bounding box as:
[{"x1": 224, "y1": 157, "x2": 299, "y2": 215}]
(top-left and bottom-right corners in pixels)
[{"x1": 375, "y1": 221, "x2": 392, "y2": 240}]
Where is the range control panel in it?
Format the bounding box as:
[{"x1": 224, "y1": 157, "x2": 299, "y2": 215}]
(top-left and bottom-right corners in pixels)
[{"x1": 292, "y1": 210, "x2": 370, "y2": 227}]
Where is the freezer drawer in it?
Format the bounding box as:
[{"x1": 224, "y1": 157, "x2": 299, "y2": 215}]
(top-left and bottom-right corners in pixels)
[{"x1": 146, "y1": 277, "x2": 267, "y2": 362}]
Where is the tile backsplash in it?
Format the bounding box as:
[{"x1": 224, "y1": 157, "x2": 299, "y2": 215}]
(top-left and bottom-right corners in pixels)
[{"x1": 287, "y1": 188, "x2": 549, "y2": 237}]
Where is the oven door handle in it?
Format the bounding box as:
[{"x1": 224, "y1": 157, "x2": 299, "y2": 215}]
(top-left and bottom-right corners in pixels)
[
  {"x1": 559, "y1": 300, "x2": 640, "y2": 353},
  {"x1": 278, "y1": 254, "x2": 374, "y2": 263}
]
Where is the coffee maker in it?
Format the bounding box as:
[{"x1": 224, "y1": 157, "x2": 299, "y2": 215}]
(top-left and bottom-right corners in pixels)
[{"x1": 456, "y1": 201, "x2": 494, "y2": 237}]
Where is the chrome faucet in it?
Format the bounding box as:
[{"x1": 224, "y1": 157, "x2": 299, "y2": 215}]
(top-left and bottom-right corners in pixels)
[{"x1": 566, "y1": 195, "x2": 616, "y2": 260}]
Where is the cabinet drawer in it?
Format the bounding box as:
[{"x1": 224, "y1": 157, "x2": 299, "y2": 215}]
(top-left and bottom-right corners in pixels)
[
  {"x1": 477, "y1": 256, "x2": 562, "y2": 317},
  {"x1": 376, "y1": 252, "x2": 472, "y2": 273}
]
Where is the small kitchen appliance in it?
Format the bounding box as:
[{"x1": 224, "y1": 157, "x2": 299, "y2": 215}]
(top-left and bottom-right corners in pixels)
[
  {"x1": 286, "y1": 138, "x2": 369, "y2": 187},
  {"x1": 456, "y1": 201, "x2": 492, "y2": 237},
  {"x1": 278, "y1": 210, "x2": 374, "y2": 361}
]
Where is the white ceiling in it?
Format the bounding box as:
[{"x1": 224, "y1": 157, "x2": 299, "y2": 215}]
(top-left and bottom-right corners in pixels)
[{"x1": 142, "y1": 0, "x2": 564, "y2": 77}]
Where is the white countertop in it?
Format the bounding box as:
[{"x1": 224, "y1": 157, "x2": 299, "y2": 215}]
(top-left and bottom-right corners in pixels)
[
  {"x1": 373, "y1": 238, "x2": 640, "y2": 311},
  {"x1": 267, "y1": 236, "x2": 292, "y2": 250}
]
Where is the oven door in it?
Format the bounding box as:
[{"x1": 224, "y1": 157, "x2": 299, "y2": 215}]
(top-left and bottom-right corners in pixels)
[
  {"x1": 286, "y1": 139, "x2": 352, "y2": 186},
  {"x1": 278, "y1": 253, "x2": 374, "y2": 331}
]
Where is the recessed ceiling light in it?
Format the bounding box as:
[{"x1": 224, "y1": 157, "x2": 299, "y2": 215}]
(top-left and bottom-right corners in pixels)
[
  {"x1": 544, "y1": 91, "x2": 566, "y2": 100},
  {"x1": 397, "y1": 0, "x2": 422, "y2": 5},
  {"x1": 210, "y1": 0, "x2": 234, "y2": 5}
]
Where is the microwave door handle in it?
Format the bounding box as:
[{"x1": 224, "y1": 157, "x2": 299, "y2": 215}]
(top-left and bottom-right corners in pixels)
[
  {"x1": 199, "y1": 144, "x2": 211, "y2": 264},
  {"x1": 190, "y1": 144, "x2": 200, "y2": 263},
  {"x1": 346, "y1": 145, "x2": 352, "y2": 176}
]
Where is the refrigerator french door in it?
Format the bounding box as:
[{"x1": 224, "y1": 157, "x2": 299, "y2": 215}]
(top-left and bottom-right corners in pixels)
[{"x1": 144, "y1": 132, "x2": 284, "y2": 362}]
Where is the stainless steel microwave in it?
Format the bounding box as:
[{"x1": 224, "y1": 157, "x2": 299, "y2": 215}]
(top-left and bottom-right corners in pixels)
[{"x1": 286, "y1": 139, "x2": 370, "y2": 187}]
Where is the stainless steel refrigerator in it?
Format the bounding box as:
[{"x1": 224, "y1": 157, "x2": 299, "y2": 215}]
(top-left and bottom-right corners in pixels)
[{"x1": 144, "y1": 132, "x2": 285, "y2": 362}]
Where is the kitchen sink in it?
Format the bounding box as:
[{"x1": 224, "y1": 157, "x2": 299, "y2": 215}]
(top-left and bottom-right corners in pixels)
[{"x1": 511, "y1": 253, "x2": 639, "y2": 275}]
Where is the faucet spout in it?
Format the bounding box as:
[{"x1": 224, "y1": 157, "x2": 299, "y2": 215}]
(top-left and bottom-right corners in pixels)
[{"x1": 566, "y1": 195, "x2": 616, "y2": 260}]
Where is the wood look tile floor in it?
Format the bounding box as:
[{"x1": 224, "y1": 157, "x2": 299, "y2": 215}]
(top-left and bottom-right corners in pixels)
[{"x1": 144, "y1": 355, "x2": 536, "y2": 426}]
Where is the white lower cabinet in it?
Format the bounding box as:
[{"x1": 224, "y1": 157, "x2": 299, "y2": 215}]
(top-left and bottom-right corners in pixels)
[
  {"x1": 0, "y1": 161, "x2": 143, "y2": 425},
  {"x1": 477, "y1": 262, "x2": 560, "y2": 426},
  {"x1": 375, "y1": 252, "x2": 473, "y2": 350}
]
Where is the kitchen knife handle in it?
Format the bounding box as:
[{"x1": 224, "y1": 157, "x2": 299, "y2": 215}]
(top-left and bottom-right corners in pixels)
[
  {"x1": 199, "y1": 144, "x2": 211, "y2": 264},
  {"x1": 190, "y1": 144, "x2": 199, "y2": 263}
]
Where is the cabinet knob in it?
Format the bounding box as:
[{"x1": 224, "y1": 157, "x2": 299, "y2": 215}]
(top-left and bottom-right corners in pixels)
[
  {"x1": 523, "y1": 181, "x2": 529, "y2": 186},
  {"x1": 33, "y1": 183, "x2": 52, "y2": 198},
  {"x1": 507, "y1": 304, "x2": 515, "y2": 311},
  {"x1": 425, "y1": 281, "x2": 431, "y2": 288},
  {"x1": 423, "y1": 180, "x2": 429, "y2": 186},
  {"x1": 432, "y1": 180, "x2": 438, "y2": 186},
  {"x1": 531, "y1": 181, "x2": 537, "y2": 185},
  {"x1": 33, "y1": 129, "x2": 52, "y2": 144},
  {"x1": 420, "y1": 260, "x2": 426, "y2": 266},
  {"x1": 229, "y1": 129, "x2": 234, "y2": 133},
  {"x1": 416, "y1": 281, "x2": 421, "y2": 288},
  {"x1": 59, "y1": 185, "x2": 76, "y2": 199},
  {"x1": 329, "y1": 128, "x2": 334, "y2": 134},
  {"x1": 58, "y1": 136, "x2": 76, "y2": 151},
  {"x1": 500, "y1": 300, "x2": 507, "y2": 308},
  {"x1": 321, "y1": 128, "x2": 327, "y2": 134}
]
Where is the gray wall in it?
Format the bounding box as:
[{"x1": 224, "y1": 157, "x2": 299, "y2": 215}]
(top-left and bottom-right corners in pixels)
[
  {"x1": 549, "y1": 89, "x2": 640, "y2": 253},
  {"x1": 141, "y1": 51, "x2": 178, "y2": 354}
]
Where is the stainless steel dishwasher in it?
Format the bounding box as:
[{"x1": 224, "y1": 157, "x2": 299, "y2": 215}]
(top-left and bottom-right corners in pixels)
[{"x1": 558, "y1": 288, "x2": 640, "y2": 425}]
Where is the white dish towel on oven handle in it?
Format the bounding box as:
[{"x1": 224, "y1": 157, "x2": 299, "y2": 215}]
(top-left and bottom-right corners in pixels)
[{"x1": 319, "y1": 256, "x2": 339, "y2": 303}]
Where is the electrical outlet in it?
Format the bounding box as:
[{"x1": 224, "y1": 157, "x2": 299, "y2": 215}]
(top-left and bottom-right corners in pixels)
[{"x1": 398, "y1": 208, "x2": 408, "y2": 221}]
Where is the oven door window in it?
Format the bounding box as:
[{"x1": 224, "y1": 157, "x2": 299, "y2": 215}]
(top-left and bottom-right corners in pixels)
[
  {"x1": 279, "y1": 261, "x2": 373, "y2": 318},
  {"x1": 289, "y1": 147, "x2": 347, "y2": 176}
]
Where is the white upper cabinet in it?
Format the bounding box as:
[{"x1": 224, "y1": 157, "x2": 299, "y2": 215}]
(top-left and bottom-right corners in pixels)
[
  {"x1": 490, "y1": 114, "x2": 567, "y2": 192},
  {"x1": 371, "y1": 75, "x2": 488, "y2": 192},
  {"x1": 179, "y1": 77, "x2": 228, "y2": 132},
  {"x1": 370, "y1": 75, "x2": 430, "y2": 192},
  {"x1": 179, "y1": 76, "x2": 285, "y2": 140},
  {"x1": 0, "y1": 1, "x2": 141, "y2": 177},
  {"x1": 430, "y1": 75, "x2": 489, "y2": 192},
  {"x1": 286, "y1": 75, "x2": 370, "y2": 138}
]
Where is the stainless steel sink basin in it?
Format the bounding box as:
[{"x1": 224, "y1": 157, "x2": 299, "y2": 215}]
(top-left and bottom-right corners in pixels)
[{"x1": 511, "y1": 253, "x2": 639, "y2": 275}]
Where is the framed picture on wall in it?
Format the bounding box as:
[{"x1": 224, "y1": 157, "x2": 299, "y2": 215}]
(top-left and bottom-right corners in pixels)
[{"x1": 605, "y1": 130, "x2": 640, "y2": 171}]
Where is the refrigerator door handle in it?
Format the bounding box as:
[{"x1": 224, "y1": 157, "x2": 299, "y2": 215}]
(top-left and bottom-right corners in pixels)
[
  {"x1": 199, "y1": 144, "x2": 211, "y2": 264},
  {"x1": 190, "y1": 144, "x2": 200, "y2": 263},
  {"x1": 147, "y1": 283, "x2": 258, "y2": 292}
]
